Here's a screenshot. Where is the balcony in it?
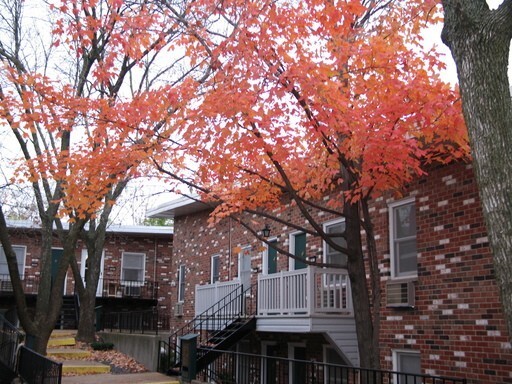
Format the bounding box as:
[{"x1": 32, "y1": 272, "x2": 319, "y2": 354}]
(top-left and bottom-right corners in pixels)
[
  {"x1": 257, "y1": 267, "x2": 353, "y2": 317},
  {"x1": 194, "y1": 267, "x2": 353, "y2": 319},
  {"x1": 194, "y1": 267, "x2": 358, "y2": 365},
  {"x1": 0, "y1": 274, "x2": 159, "y2": 300},
  {"x1": 195, "y1": 280, "x2": 242, "y2": 315}
]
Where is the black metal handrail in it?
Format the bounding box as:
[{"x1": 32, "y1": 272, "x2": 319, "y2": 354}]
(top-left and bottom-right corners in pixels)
[
  {"x1": 198, "y1": 347, "x2": 467, "y2": 384},
  {"x1": 158, "y1": 340, "x2": 173, "y2": 374},
  {"x1": 102, "y1": 308, "x2": 170, "y2": 335},
  {"x1": 166, "y1": 283, "x2": 257, "y2": 369},
  {"x1": 18, "y1": 345, "x2": 62, "y2": 384},
  {"x1": 0, "y1": 314, "x2": 23, "y2": 374}
]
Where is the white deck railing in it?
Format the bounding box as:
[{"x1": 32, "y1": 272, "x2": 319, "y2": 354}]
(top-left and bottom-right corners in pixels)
[
  {"x1": 194, "y1": 267, "x2": 353, "y2": 319},
  {"x1": 257, "y1": 267, "x2": 353, "y2": 317},
  {"x1": 195, "y1": 280, "x2": 242, "y2": 315}
]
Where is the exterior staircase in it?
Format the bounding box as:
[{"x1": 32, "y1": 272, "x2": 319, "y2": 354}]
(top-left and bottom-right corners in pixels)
[
  {"x1": 55, "y1": 295, "x2": 79, "y2": 329},
  {"x1": 161, "y1": 284, "x2": 257, "y2": 374}
]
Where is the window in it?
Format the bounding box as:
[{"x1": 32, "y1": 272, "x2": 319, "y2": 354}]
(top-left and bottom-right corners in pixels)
[
  {"x1": 389, "y1": 198, "x2": 417, "y2": 277},
  {"x1": 0, "y1": 246, "x2": 26, "y2": 279},
  {"x1": 178, "y1": 264, "x2": 186, "y2": 302},
  {"x1": 393, "y1": 350, "x2": 421, "y2": 384},
  {"x1": 323, "y1": 346, "x2": 348, "y2": 384},
  {"x1": 121, "y1": 252, "x2": 145, "y2": 284},
  {"x1": 211, "y1": 255, "x2": 220, "y2": 283},
  {"x1": 290, "y1": 232, "x2": 307, "y2": 270},
  {"x1": 323, "y1": 220, "x2": 347, "y2": 267}
]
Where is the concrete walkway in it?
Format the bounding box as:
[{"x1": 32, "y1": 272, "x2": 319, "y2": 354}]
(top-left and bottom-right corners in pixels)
[{"x1": 62, "y1": 372, "x2": 179, "y2": 384}]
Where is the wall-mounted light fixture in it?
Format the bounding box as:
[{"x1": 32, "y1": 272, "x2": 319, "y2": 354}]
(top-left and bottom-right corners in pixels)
[{"x1": 261, "y1": 224, "x2": 271, "y2": 238}]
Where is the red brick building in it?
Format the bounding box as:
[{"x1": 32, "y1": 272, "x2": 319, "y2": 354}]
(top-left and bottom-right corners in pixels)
[
  {"x1": 149, "y1": 162, "x2": 512, "y2": 383},
  {"x1": 0, "y1": 222, "x2": 174, "y2": 325}
]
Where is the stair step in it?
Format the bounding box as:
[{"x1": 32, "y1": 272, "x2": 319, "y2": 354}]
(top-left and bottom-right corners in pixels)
[
  {"x1": 61, "y1": 360, "x2": 111, "y2": 375},
  {"x1": 48, "y1": 348, "x2": 92, "y2": 359},
  {"x1": 51, "y1": 330, "x2": 77, "y2": 338},
  {"x1": 48, "y1": 337, "x2": 76, "y2": 348}
]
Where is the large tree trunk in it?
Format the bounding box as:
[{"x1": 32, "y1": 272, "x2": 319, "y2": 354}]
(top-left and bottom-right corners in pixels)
[
  {"x1": 441, "y1": 0, "x2": 512, "y2": 340},
  {"x1": 76, "y1": 183, "x2": 127, "y2": 342},
  {"x1": 344, "y1": 194, "x2": 380, "y2": 369},
  {"x1": 0, "y1": 205, "x2": 85, "y2": 355}
]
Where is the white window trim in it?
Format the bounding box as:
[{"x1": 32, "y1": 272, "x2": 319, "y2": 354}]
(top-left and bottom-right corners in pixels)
[
  {"x1": 0, "y1": 245, "x2": 26, "y2": 279},
  {"x1": 178, "y1": 264, "x2": 186, "y2": 303},
  {"x1": 289, "y1": 231, "x2": 305, "y2": 271},
  {"x1": 121, "y1": 252, "x2": 146, "y2": 286},
  {"x1": 237, "y1": 245, "x2": 251, "y2": 279},
  {"x1": 288, "y1": 342, "x2": 306, "y2": 384},
  {"x1": 323, "y1": 218, "x2": 346, "y2": 266},
  {"x1": 392, "y1": 349, "x2": 421, "y2": 380},
  {"x1": 262, "y1": 237, "x2": 278, "y2": 275},
  {"x1": 389, "y1": 197, "x2": 417, "y2": 279},
  {"x1": 211, "y1": 254, "x2": 220, "y2": 283}
]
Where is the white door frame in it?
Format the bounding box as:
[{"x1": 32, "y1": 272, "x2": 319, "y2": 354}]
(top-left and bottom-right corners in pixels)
[{"x1": 80, "y1": 249, "x2": 105, "y2": 297}]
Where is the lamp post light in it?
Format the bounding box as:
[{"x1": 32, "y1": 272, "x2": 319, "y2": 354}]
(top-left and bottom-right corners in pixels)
[{"x1": 261, "y1": 224, "x2": 271, "y2": 238}]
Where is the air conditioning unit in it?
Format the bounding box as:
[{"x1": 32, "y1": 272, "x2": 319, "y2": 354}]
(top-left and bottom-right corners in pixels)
[
  {"x1": 124, "y1": 285, "x2": 141, "y2": 297},
  {"x1": 174, "y1": 302, "x2": 184, "y2": 317},
  {"x1": 387, "y1": 280, "x2": 415, "y2": 308}
]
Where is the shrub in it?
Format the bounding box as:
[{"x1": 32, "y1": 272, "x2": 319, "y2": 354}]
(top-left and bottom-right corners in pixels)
[{"x1": 91, "y1": 341, "x2": 114, "y2": 351}]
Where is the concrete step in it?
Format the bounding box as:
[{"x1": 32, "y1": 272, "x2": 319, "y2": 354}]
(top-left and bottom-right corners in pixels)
[
  {"x1": 48, "y1": 329, "x2": 77, "y2": 347},
  {"x1": 61, "y1": 360, "x2": 111, "y2": 375},
  {"x1": 48, "y1": 336, "x2": 76, "y2": 348},
  {"x1": 48, "y1": 348, "x2": 92, "y2": 359},
  {"x1": 50, "y1": 329, "x2": 77, "y2": 338}
]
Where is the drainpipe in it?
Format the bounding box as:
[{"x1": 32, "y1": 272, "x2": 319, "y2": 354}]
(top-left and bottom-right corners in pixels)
[
  {"x1": 228, "y1": 217, "x2": 232, "y2": 281},
  {"x1": 153, "y1": 238, "x2": 157, "y2": 284}
]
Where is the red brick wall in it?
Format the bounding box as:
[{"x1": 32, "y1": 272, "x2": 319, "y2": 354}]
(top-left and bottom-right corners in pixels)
[
  {"x1": 374, "y1": 163, "x2": 511, "y2": 382},
  {"x1": 5, "y1": 228, "x2": 174, "y2": 311},
  {"x1": 171, "y1": 162, "x2": 512, "y2": 383}
]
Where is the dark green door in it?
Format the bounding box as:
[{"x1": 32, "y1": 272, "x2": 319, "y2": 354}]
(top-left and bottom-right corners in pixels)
[
  {"x1": 294, "y1": 233, "x2": 307, "y2": 270},
  {"x1": 267, "y1": 240, "x2": 278, "y2": 274},
  {"x1": 265, "y1": 344, "x2": 278, "y2": 384}
]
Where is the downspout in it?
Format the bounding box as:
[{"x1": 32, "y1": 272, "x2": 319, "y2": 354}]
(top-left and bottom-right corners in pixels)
[
  {"x1": 153, "y1": 238, "x2": 157, "y2": 284},
  {"x1": 228, "y1": 217, "x2": 232, "y2": 281}
]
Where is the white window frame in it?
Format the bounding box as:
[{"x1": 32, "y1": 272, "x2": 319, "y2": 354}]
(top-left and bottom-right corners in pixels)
[
  {"x1": 178, "y1": 264, "x2": 186, "y2": 303},
  {"x1": 262, "y1": 237, "x2": 278, "y2": 275},
  {"x1": 0, "y1": 245, "x2": 26, "y2": 279},
  {"x1": 289, "y1": 231, "x2": 306, "y2": 271},
  {"x1": 120, "y1": 252, "x2": 146, "y2": 286},
  {"x1": 323, "y1": 218, "x2": 347, "y2": 267},
  {"x1": 392, "y1": 349, "x2": 421, "y2": 383},
  {"x1": 389, "y1": 197, "x2": 417, "y2": 279},
  {"x1": 288, "y1": 342, "x2": 306, "y2": 384},
  {"x1": 211, "y1": 254, "x2": 220, "y2": 283}
]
